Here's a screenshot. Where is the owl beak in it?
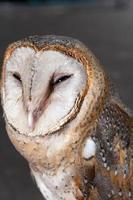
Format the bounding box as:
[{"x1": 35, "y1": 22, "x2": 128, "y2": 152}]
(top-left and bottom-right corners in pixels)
[
  {"x1": 27, "y1": 100, "x2": 44, "y2": 131},
  {"x1": 27, "y1": 101, "x2": 36, "y2": 131},
  {"x1": 28, "y1": 111, "x2": 35, "y2": 131}
]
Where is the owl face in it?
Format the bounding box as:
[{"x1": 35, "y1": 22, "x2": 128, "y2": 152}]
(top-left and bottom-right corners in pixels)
[{"x1": 2, "y1": 47, "x2": 87, "y2": 137}]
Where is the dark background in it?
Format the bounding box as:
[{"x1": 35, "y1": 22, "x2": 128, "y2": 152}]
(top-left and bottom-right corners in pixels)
[{"x1": 0, "y1": 0, "x2": 133, "y2": 200}]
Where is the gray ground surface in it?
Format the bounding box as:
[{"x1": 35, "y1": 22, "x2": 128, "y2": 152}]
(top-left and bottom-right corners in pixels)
[{"x1": 0, "y1": 2, "x2": 133, "y2": 200}]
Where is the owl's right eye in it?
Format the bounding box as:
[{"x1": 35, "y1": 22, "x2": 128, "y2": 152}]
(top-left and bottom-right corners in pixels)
[
  {"x1": 52, "y1": 74, "x2": 73, "y2": 86},
  {"x1": 13, "y1": 73, "x2": 22, "y2": 84}
]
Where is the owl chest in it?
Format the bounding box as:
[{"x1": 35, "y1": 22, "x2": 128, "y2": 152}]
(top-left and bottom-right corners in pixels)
[{"x1": 32, "y1": 168, "x2": 83, "y2": 200}]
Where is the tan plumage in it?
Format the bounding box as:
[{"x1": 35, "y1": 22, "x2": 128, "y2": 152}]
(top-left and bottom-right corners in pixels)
[{"x1": 1, "y1": 35, "x2": 133, "y2": 200}]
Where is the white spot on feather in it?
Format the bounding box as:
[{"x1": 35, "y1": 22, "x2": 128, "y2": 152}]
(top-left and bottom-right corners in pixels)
[{"x1": 82, "y1": 138, "x2": 96, "y2": 159}]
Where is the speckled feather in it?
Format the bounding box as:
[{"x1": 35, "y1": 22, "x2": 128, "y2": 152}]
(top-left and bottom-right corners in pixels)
[{"x1": 1, "y1": 35, "x2": 133, "y2": 200}]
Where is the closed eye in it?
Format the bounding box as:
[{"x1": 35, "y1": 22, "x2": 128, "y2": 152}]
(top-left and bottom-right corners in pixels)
[
  {"x1": 52, "y1": 74, "x2": 73, "y2": 86},
  {"x1": 13, "y1": 73, "x2": 22, "y2": 84}
]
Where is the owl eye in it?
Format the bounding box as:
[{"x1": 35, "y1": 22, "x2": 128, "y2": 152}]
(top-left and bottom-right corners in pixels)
[
  {"x1": 13, "y1": 73, "x2": 22, "y2": 84},
  {"x1": 53, "y1": 74, "x2": 73, "y2": 86}
]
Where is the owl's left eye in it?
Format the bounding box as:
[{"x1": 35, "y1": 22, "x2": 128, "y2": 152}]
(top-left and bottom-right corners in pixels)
[
  {"x1": 13, "y1": 73, "x2": 22, "y2": 84},
  {"x1": 52, "y1": 74, "x2": 73, "y2": 86}
]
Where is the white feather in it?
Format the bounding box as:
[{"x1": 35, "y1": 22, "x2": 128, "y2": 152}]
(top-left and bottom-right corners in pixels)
[{"x1": 82, "y1": 138, "x2": 96, "y2": 159}]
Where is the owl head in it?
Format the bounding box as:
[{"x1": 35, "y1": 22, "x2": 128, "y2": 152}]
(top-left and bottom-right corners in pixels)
[{"x1": 1, "y1": 36, "x2": 108, "y2": 166}]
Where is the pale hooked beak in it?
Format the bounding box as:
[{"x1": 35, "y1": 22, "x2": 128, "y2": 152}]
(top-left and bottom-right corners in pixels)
[
  {"x1": 27, "y1": 99, "x2": 45, "y2": 131},
  {"x1": 28, "y1": 111, "x2": 35, "y2": 131},
  {"x1": 27, "y1": 101, "x2": 35, "y2": 131}
]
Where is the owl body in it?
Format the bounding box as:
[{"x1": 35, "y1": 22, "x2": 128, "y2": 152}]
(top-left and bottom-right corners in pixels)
[{"x1": 1, "y1": 35, "x2": 133, "y2": 200}]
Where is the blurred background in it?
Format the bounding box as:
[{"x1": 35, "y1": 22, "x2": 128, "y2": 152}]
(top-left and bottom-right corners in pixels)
[{"x1": 0, "y1": 0, "x2": 133, "y2": 200}]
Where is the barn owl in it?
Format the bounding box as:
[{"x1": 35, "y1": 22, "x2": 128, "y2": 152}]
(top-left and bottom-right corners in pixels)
[{"x1": 1, "y1": 35, "x2": 133, "y2": 200}]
